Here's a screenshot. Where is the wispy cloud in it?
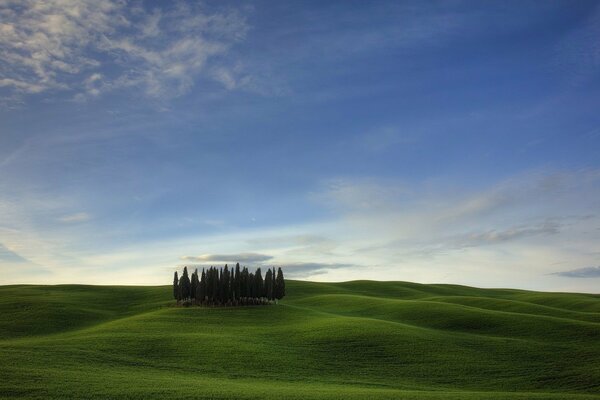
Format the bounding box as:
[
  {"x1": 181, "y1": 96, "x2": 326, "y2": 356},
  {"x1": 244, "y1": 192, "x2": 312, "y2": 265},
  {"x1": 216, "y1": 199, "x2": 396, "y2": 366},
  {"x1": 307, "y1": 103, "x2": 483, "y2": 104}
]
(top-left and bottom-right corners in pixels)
[
  {"x1": 0, "y1": 242, "x2": 28, "y2": 263},
  {"x1": 315, "y1": 170, "x2": 600, "y2": 226},
  {"x1": 58, "y1": 212, "x2": 91, "y2": 223},
  {"x1": 282, "y1": 262, "x2": 355, "y2": 278},
  {"x1": 247, "y1": 234, "x2": 338, "y2": 258},
  {"x1": 552, "y1": 266, "x2": 600, "y2": 278},
  {"x1": 178, "y1": 257, "x2": 355, "y2": 279},
  {"x1": 457, "y1": 221, "x2": 559, "y2": 247},
  {"x1": 0, "y1": 1, "x2": 249, "y2": 103},
  {"x1": 312, "y1": 177, "x2": 409, "y2": 213},
  {"x1": 447, "y1": 221, "x2": 561, "y2": 249},
  {"x1": 247, "y1": 234, "x2": 332, "y2": 248},
  {"x1": 398, "y1": 220, "x2": 563, "y2": 259},
  {"x1": 358, "y1": 126, "x2": 417, "y2": 153},
  {"x1": 181, "y1": 253, "x2": 273, "y2": 263}
]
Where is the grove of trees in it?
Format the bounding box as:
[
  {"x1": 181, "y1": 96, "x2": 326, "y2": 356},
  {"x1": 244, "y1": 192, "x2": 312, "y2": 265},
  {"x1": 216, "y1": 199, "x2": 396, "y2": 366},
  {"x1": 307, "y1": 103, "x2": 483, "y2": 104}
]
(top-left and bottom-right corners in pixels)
[{"x1": 173, "y1": 264, "x2": 285, "y2": 306}]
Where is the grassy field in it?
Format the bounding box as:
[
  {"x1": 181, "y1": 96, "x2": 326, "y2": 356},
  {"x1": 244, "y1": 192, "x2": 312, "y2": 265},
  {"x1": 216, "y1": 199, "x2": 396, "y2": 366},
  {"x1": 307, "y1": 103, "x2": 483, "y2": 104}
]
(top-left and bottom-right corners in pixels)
[{"x1": 0, "y1": 280, "x2": 599, "y2": 399}]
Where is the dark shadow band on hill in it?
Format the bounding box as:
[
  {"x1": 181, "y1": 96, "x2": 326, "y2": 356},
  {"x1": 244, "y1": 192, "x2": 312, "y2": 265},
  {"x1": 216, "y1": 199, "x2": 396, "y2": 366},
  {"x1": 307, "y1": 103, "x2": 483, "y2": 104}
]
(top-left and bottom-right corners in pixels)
[{"x1": 172, "y1": 264, "x2": 286, "y2": 307}]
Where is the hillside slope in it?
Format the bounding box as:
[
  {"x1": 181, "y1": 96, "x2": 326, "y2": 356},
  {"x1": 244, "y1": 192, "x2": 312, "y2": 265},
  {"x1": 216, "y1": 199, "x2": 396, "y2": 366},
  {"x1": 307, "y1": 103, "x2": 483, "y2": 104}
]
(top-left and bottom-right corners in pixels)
[{"x1": 0, "y1": 281, "x2": 598, "y2": 399}]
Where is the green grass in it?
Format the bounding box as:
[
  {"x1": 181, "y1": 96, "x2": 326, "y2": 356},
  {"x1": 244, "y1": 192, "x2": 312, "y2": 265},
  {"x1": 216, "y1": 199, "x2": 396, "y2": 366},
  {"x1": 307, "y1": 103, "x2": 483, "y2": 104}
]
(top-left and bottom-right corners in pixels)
[{"x1": 0, "y1": 280, "x2": 598, "y2": 399}]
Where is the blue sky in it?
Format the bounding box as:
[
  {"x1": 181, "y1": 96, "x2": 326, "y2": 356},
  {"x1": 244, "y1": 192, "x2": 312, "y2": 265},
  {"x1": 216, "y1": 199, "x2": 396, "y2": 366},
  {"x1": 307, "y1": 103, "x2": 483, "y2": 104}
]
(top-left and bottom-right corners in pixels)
[{"x1": 1, "y1": 0, "x2": 599, "y2": 291}]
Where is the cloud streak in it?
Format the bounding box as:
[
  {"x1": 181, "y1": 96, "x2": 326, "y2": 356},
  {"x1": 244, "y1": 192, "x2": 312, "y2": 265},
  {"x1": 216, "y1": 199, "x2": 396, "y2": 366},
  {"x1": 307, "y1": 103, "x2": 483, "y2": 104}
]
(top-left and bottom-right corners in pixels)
[
  {"x1": 0, "y1": 242, "x2": 28, "y2": 263},
  {"x1": 58, "y1": 212, "x2": 91, "y2": 223},
  {"x1": 449, "y1": 221, "x2": 561, "y2": 248},
  {"x1": 552, "y1": 266, "x2": 600, "y2": 278},
  {"x1": 181, "y1": 253, "x2": 273, "y2": 263},
  {"x1": 282, "y1": 262, "x2": 355, "y2": 278},
  {"x1": 395, "y1": 220, "x2": 564, "y2": 259}
]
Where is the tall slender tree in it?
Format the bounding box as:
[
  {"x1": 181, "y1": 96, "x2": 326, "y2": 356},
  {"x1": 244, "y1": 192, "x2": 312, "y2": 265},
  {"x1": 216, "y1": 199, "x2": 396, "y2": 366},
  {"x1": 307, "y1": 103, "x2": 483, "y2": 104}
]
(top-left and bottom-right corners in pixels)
[
  {"x1": 199, "y1": 268, "x2": 206, "y2": 303},
  {"x1": 206, "y1": 267, "x2": 212, "y2": 302},
  {"x1": 254, "y1": 268, "x2": 264, "y2": 299},
  {"x1": 241, "y1": 267, "x2": 248, "y2": 298},
  {"x1": 180, "y1": 266, "x2": 191, "y2": 301},
  {"x1": 248, "y1": 272, "x2": 255, "y2": 298},
  {"x1": 271, "y1": 267, "x2": 276, "y2": 301},
  {"x1": 219, "y1": 266, "x2": 224, "y2": 303},
  {"x1": 229, "y1": 269, "x2": 235, "y2": 301},
  {"x1": 275, "y1": 267, "x2": 285, "y2": 300},
  {"x1": 223, "y1": 264, "x2": 230, "y2": 303},
  {"x1": 235, "y1": 263, "x2": 241, "y2": 301},
  {"x1": 173, "y1": 271, "x2": 180, "y2": 302},
  {"x1": 265, "y1": 269, "x2": 273, "y2": 301},
  {"x1": 205, "y1": 268, "x2": 211, "y2": 302},
  {"x1": 212, "y1": 267, "x2": 219, "y2": 303},
  {"x1": 191, "y1": 269, "x2": 199, "y2": 301}
]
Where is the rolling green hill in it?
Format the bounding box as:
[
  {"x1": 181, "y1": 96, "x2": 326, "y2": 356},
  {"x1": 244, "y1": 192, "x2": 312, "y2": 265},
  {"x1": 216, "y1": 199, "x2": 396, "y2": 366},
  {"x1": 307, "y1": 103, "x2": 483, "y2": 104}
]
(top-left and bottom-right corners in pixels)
[{"x1": 0, "y1": 281, "x2": 598, "y2": 399}]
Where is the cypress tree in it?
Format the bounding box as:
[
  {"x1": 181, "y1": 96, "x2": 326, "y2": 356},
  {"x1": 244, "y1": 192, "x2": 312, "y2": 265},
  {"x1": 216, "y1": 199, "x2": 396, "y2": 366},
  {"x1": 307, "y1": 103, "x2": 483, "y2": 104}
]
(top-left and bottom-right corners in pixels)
[
  {"x1": 214, "y1": 267, "x2": 219, "y2": 303},
  {"x1": 205, "y1": 268, "x2": 211, "y2": 302},
  {"x1": 213, "y1": 267, "x2": 218, "y2": 302},
  {"x1": 199, "y1": 268, "x2": 206, "y2": 303},
  {"x1": 212, "y1": 267, "x2": 219, "y2": 303},
  {"x1": 255, "y1": 268, "x2": 264, "y2": 299},
  {"x1": 235, "y1": 263, "x2": 241, "y2": 301},
  {"x1": 248, "y1": 272, "x2": 255, "y2": 298},
  {"x1": 245, "y1": 267, "x2": 250, "y2": 298},
  {"x1": 180, "y1": 266, "x2": 191, "y2": 301},
  {"x1": 223, "y1": 264, "x2": 230, "y2": 303},
  {"x1": 229, "y1": 270, "x2": 235, "y2": 302},
  {"x1": 275, "y1": 267, "x2": 285, "y2": 300},
  {"x1": 206, "y1": 267, "x2": 212, "y2": 302},
  {"x1": 265, "y1": 269, "x2": 273, "y2": 301},
  {"x1": 224, "y1": 267, "x2": 228, "y2": 303},
  {"x1": 241, "y1": 267, "x2": 248, "y2": 298},
  {"x1": 191, "y1": 269, "x2": 199, "y2": 301},
  {"x1": 173, "y1": 271, "x2": 179, "y2": 302},
  {"x1": 271, "y1": 267, "x2": 276, "y2": 300}
]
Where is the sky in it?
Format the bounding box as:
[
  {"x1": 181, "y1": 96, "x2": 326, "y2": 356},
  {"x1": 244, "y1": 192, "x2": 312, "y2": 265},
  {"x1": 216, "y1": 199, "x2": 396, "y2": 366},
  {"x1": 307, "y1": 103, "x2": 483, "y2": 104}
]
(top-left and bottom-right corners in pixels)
[{"x1": 1, "y1": 0, "x2": 599, "y2": 292}]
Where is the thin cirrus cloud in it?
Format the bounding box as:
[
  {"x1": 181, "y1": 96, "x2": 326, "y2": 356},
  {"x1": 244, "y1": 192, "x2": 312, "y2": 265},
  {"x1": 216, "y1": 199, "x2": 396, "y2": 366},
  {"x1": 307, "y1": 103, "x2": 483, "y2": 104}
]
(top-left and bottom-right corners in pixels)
[
  {"x1": 0, "y1": 242, "x2": 28, "y2": 263},
  {"x1": 0, "y1": 1, "x2": 249, "y2": 102},
  {"x1": 58, "y1": 212, "x2": 92, "y2": 223},
  {"x1": 178, "y1": 257, "x2": 353, "y2": 278},
  {"x1": 181, "y1": 253, "x2": 274, "y2": 263},
  {"x1": 444, "y1": 221, "x2": 561, "y2": 250},
  {"x1": 282, "y1": 262, "x2": 356, "y2": 278},
  {"x1": 388, "y1": 220, "x2": 564, "y2": 260},
  {"x1": 552, "y1": 266, "x2": 600, "y2": 278}
]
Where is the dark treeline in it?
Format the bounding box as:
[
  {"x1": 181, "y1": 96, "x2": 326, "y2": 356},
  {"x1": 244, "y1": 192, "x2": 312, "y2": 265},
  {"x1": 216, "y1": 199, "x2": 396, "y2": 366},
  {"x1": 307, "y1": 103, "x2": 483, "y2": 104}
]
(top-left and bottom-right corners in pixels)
[{"x1": 173, "y1": 263, "x2": 285, "y2": 306}]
